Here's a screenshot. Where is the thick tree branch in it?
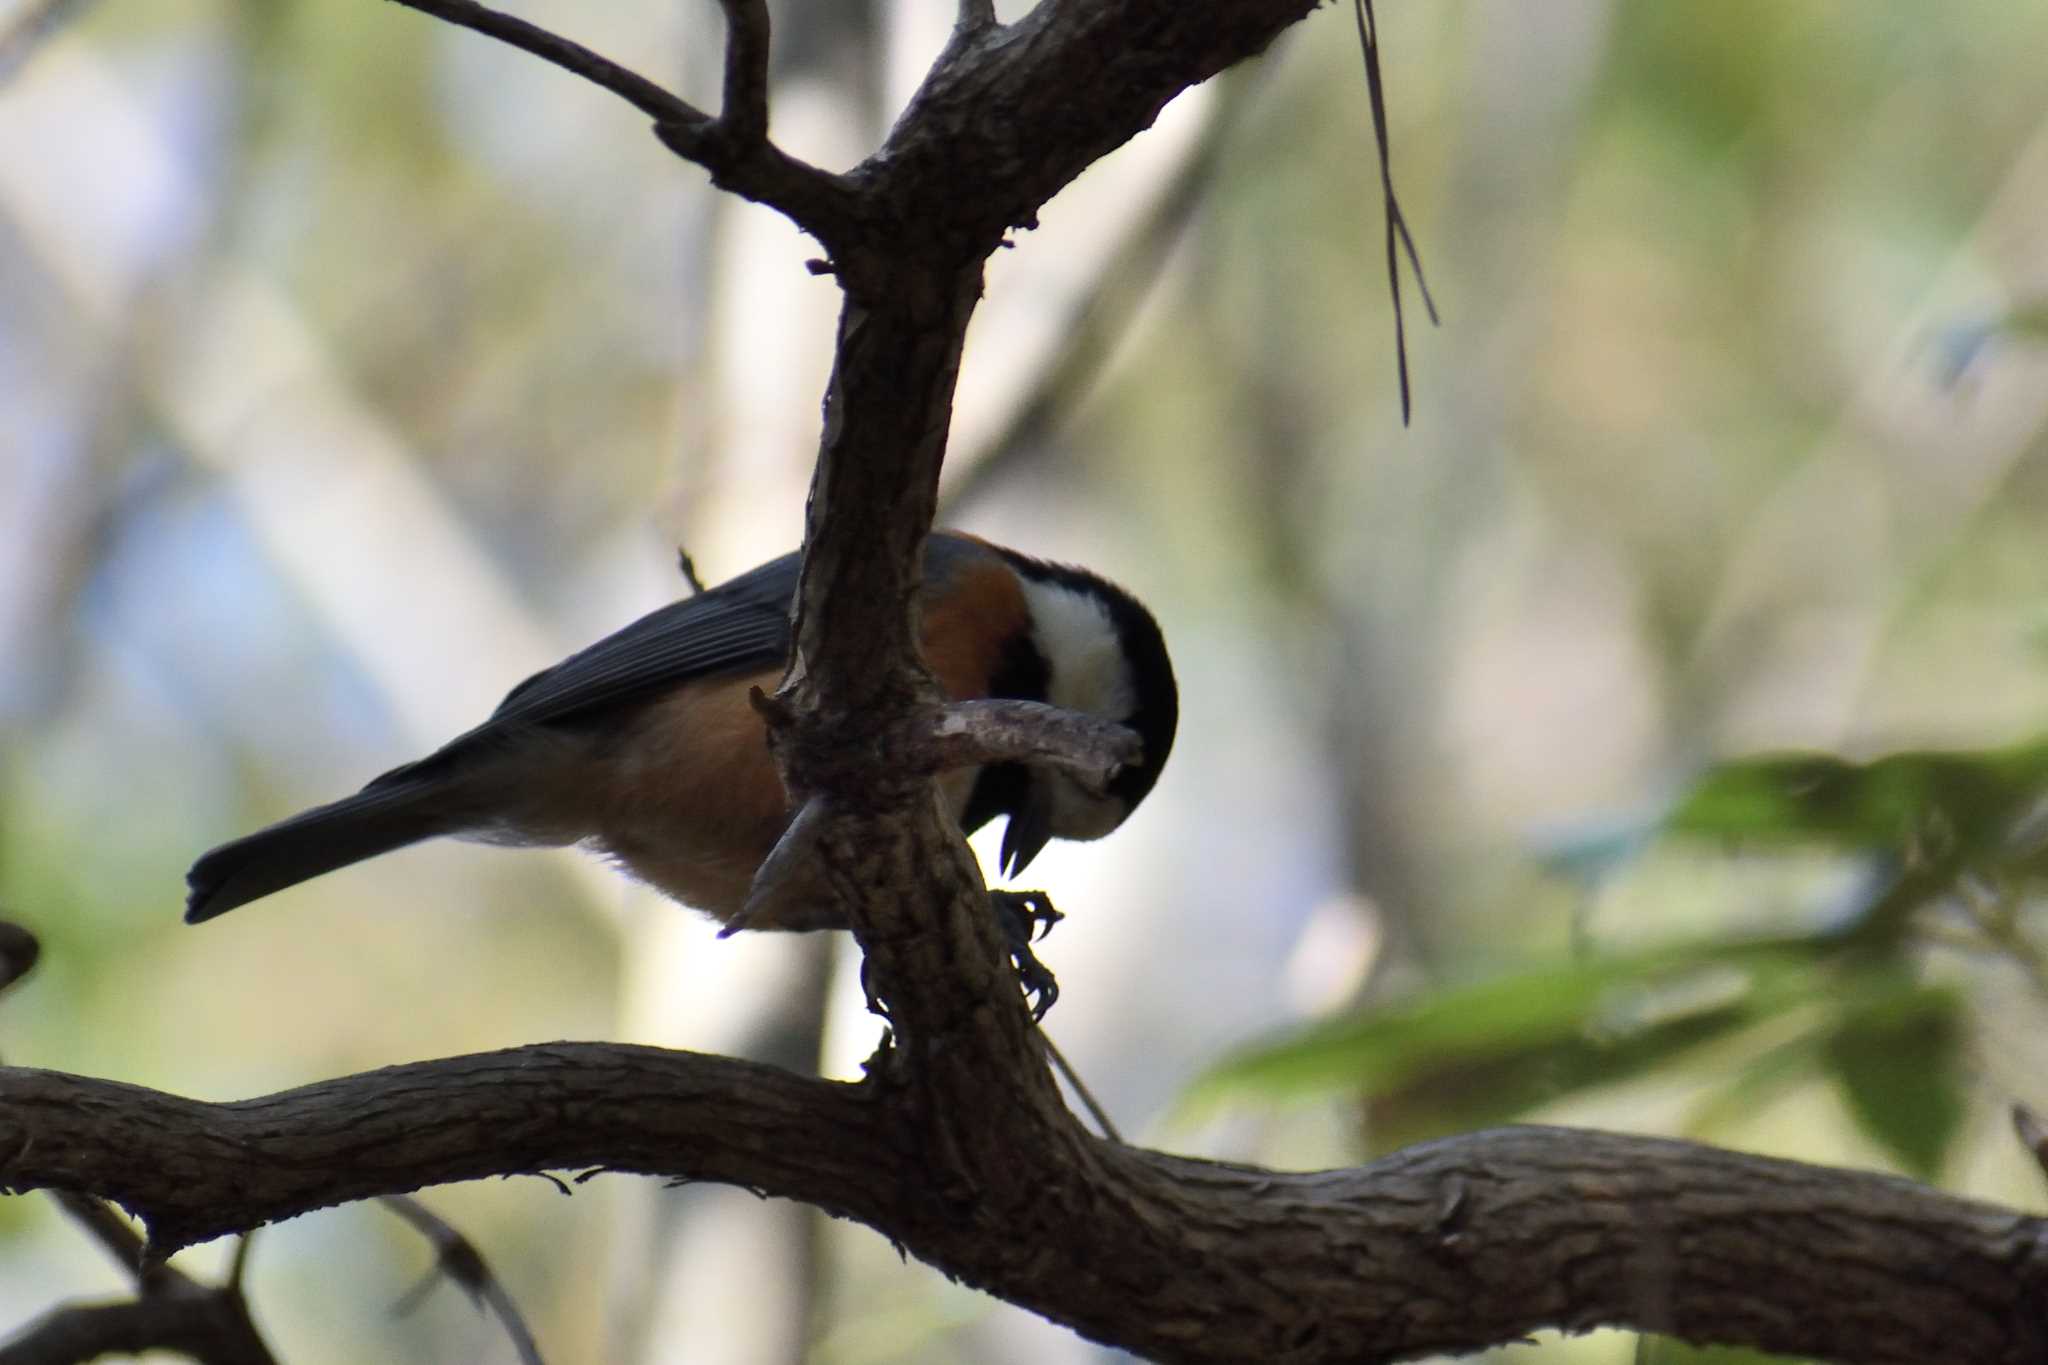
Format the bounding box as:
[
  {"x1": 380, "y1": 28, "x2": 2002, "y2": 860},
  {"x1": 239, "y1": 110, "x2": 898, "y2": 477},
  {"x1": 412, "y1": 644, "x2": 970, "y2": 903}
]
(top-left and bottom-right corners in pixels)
[
  {"x1": 4, "y1": 1053, "x2": 2046, "y2": 1364},
  {"x1": 743, "y1": 3, "x2": 1327, "y2": 1266},
  {"x1": 845, "y1": 0, "x2": 1318, "y2": 259}
]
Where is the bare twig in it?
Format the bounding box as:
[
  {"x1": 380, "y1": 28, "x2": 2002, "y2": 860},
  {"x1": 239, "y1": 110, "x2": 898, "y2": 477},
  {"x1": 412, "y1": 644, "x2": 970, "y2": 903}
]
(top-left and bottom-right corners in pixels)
[
  {"x1": 380, "y1": 0, "x2": 854, "y2": 237},
  {"x1": 381, "y1": 1194, "x2": 546, "y2": 1365},
  {"x1": 0, "y1": 1293, "x2": 276, "y2": 1365},
  {"x1": 48, "y1": 1192, "x2": 192, "y2": 1295},
  {"x1": 1042, "y1": 1032, "x2": 1123, "y2": 1144},
  {"x1": 225, "y1": 1232, "x2": 257, "y2": 1293},
  {"x1": 914, "y1": 699, "x2": 1142, "y2": 787},
  {"x1": 7, "y1": 1196, "x2": 277, "y2": 1364},
  {"x1": 386, "y1": 0, "x2": 701, "y2": 124},
  {"x1": 1353, "y1": 0, "x2": 1438, "y2": 426},
  {"x1": 714, "y1": 0, "x2": 771, "y2": 143}
]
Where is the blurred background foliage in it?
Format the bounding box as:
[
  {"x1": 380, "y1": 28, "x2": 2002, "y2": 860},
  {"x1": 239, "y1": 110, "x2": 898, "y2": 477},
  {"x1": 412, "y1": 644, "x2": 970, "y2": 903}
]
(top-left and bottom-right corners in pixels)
[{"x1": 5, "y1": 0, "x2": 2048, "y2": 1361}]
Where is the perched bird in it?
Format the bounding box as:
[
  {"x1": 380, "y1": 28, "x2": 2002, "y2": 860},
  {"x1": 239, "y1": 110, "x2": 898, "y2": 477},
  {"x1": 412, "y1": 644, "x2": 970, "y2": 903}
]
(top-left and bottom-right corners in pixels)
[{"x1": 184, "y1": 533, "x2": 1178, "y2": 939}]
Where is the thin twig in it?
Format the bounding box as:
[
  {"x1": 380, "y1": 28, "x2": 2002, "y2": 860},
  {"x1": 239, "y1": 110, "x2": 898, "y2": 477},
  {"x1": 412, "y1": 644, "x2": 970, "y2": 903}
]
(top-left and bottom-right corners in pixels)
[
  {"x1": 386, "y1": 0, "x2": 701, "y2": 125},
  {"x1": 380, "y1": 1194, "x2": 547, "y2": 1365},
  {"x1": 1353, "y1": 0, "x2": 1438, "y2": 426},
  {"x1": 225, "y1": 1231, "x2": 258, "y2": 1292},
  {"x1": 381, "y1": 0, "x2": 853, "y2": 236},
  {"x1": 715, "y1": 0, "x2": 771, "y2": 142},
  {"x1": 1042, "y1": 1032, "x2": 1123, "y2": 1144},
  {"x1": 915, "y1": 699, "x2": 1142, "y2": 785},
  {"x1": 49, "y1": 1192, "x2": 193, "y2": 1296},
  {"x1": 22, "y1": 1195, "x2": 277, "y2": 1364}
]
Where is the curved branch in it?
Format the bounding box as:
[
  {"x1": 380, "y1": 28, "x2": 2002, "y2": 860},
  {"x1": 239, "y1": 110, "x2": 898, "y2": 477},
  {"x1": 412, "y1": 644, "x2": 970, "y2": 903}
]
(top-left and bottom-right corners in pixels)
[
  {"x1": 385, "y1": 0, "x2": 702, "y2": 124},
  {"x1": 0, "y1": 1046, "x2": 885, "y2": 1254},
  {"x1": 4, "y1": 1052, "x2": 2046, "y2": 1364}
]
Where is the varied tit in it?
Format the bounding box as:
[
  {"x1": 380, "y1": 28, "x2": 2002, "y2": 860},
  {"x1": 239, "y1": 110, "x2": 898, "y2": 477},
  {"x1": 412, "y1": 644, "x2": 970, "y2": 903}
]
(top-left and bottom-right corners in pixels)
[{"x1": 184, "y1": 533, "x2": 1178, "y2": 935}]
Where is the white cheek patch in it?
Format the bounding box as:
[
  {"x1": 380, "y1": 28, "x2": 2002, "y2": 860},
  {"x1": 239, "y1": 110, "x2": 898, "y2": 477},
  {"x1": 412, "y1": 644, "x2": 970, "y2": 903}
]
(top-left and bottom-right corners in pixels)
[{"x1": 1017, "y1": 577, "x2": 1135, "y2": 722}]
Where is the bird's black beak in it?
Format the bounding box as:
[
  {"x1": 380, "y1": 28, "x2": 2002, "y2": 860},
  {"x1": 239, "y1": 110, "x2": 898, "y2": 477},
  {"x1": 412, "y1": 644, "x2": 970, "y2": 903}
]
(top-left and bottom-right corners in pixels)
[{"x1": 1000, "y1": 787, "x2": 1054, "y2": 878}]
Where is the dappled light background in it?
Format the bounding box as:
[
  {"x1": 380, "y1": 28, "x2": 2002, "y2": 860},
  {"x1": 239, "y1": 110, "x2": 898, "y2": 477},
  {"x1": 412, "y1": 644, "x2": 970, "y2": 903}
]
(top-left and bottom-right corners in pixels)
[{"x1": 7, "y1": 0, "x2": 2048, "y2": 1361}]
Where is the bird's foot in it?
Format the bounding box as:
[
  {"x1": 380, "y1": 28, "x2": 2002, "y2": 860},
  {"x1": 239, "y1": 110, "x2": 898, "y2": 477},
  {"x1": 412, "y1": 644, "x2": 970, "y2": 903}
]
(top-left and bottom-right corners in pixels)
[{"x1": 990, "y1": 889, "x2": 1064, "y2": 1021}]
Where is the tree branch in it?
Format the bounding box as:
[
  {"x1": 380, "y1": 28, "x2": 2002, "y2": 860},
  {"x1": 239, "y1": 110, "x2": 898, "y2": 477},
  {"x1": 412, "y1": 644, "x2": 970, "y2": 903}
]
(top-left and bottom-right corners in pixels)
[
  {"x1": 846, "y1": 0, "x2": 1317, "y2": 258},
  {"x1": 381, "y1": 0, "x2": 857, "y2": 239},
  {"x1": 381, "y1": 1194, "x2": 545, "y2": 1365},
  {"x1": 713, "y1": 0, "x2": 771, "y2": 144},
  {"x1": 3, "y1": 1053, "x2": 2046, "y2": 1364},
  {"x1": 915, "y1": 700, "x2": 1141, "y2": 785},
  {"x1": 385, "y1": 0, "x2": 702, "y2": 125},
  {"x1": 0, "y1": 1293, "x2": 274, "y2": 1365},
  {"x1": 2, "y1": 1196, "x2": 276, "y2": 1365},
  {"x1": 47, "y1": 1191, "x2": 191, "y2": 1295}
]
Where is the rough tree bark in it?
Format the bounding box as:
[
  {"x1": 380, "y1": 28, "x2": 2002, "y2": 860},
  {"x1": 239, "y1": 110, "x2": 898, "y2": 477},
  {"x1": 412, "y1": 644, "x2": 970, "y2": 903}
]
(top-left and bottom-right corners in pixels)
[{"x1": 6, "y1": 3, "x2": 2048, "y2": 1362}]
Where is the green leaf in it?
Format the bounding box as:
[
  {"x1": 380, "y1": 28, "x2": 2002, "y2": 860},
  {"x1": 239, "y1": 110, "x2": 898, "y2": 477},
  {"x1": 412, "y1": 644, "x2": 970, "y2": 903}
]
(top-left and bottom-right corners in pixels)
[
  {"x1": 1360, "y1": 995, "x2": 1768, "y2": 1151},
  {"x1": 1664, "y1": 738, "x2": 2048, "y2": 858},
  {"x1": 1186, "y1": 937, "x2": 1827, "y2": 1138},
  {"x1": 1823, "y1": 976, "x2": 1966, "y2": 1179}
]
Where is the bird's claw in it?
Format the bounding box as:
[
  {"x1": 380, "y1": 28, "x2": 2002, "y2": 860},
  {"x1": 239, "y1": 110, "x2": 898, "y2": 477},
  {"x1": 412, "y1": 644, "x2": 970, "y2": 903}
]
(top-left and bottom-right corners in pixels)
[{"x1": 991, "y1": 890, "x2": 1063, "y2": 1020}]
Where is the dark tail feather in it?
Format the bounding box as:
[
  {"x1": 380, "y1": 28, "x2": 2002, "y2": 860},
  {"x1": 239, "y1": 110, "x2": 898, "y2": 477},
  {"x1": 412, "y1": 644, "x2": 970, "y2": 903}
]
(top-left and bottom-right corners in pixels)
[{"x1": 185, "y1": 786, "x2": 454, "y2": 924}]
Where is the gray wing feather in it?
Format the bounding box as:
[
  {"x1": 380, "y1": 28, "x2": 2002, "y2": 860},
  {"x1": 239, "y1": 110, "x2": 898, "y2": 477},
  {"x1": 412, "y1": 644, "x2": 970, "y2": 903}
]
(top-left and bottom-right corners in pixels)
[{"x1": 366, "y1": 551, "x2": 800, "y2": 789}]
